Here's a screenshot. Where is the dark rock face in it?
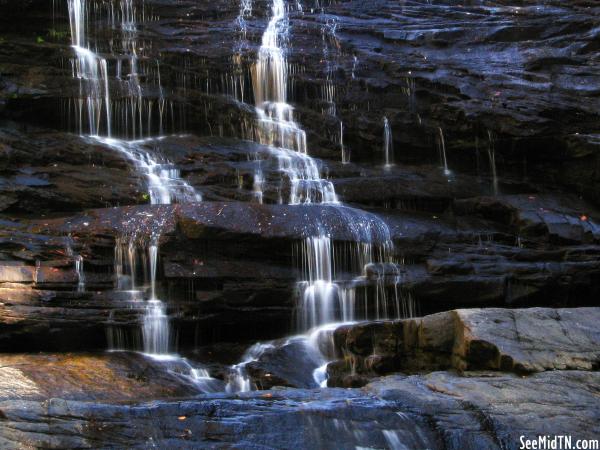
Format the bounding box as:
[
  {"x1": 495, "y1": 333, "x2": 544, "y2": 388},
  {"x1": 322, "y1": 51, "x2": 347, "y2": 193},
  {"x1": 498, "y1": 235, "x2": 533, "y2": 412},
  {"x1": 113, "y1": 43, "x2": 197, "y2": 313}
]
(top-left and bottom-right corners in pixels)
[
  {"x1": 2, "y1": 1, "x2": 600, "y2": 204},
  {"x1": 0, "y1": 126, "x2": 144, "y2": 215},
  {"x1": 0, "y1": 0, "x2": 598, "y2": 354}
]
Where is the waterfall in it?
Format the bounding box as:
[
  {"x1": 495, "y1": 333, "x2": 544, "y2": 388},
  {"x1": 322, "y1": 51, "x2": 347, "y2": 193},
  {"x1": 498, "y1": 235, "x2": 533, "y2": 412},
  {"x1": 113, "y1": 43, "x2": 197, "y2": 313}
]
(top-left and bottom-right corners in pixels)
[
  {"x1": 110, "y1": 235, "x2": 170, "y2": 357},
  {"x1": 237, "y1": 0, "x2": 253, "y2": 38},
  {"x1": 298, "y1": 236, "x2": 337, "y2": 330},
  {"x1": 340, "y1": 121, "x2": 349, "y2": 164},
  {"x1": 67, "y1": 0, "x2": 200, "y2": 203},
  {"x1": 94, "y1": 137, "x2": 201, "y2": 205},
  {"x1": 437, "y1": 127, "x2": 450, "y2": 176},
  {"x1": 67, "y1": 0, "x2": 202, "y2": 362},
  {"x1": 68, "y1": 0, "x2": 112, "y2": 136},
  {"x1": 226, "y1": 0, "x2": 413, "y2": 392},
  {"x1": 249, "y1": 0, "x2": 338, "y2": 205},
  {"x1": 383, "y1": 117, "x2": 394, "y2": 169},
  {"x1": 226, "y1": 342, "x2": 274, "y2": 393},
  {"x1": 75, "y1": 255, "x2": 85, "y2": 293},
  {"x1": 487, "y1": 130, "x2": 499, "y2": 196},
  {"x1": 142, "y1": 238, "x2": 170, "y2": 355}
]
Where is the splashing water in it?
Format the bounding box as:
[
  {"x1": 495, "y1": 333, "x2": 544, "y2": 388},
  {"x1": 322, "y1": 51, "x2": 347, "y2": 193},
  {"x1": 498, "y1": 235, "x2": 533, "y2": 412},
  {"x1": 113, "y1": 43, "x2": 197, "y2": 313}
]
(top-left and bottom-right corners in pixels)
[{"x1": 93, "y1": 136, "x2": 201, "y2": 205}]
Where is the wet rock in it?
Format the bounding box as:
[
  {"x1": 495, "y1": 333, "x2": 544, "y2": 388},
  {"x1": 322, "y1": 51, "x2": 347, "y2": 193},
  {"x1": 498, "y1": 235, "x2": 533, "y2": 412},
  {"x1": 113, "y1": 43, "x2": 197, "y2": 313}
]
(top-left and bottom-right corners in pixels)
[
  {"x1": 244, "y1": 337, "x2": 324, "y2": 389},
  {"x1": 0, "y1": 370, "x2": 597, "y2": 449},
  {"x1": 3, "y1": 0, "x2": 600, "y2": 206},
  {"x1": 456, "y1": 194, "x2": 600, "y2": 243},
  {"x1": 0, "y1": 125, "x2": 144, "y2": 215},
  {"x1": 366, "y1": 371, "x2": 600, "y2": 450},
  {"x1": 328, "y1": 307, "x2": 600, "y2": 386},
  {"x1": 0, "y1": 352, "x2": 200, "y2": 402}
]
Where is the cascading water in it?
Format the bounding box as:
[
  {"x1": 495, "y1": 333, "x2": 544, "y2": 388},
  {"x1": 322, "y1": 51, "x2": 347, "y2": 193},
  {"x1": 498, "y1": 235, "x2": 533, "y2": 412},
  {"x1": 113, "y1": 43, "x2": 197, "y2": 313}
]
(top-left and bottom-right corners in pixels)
[
  {"x1": 226, "y1": 0, "x2": 415, "y2": 392},
  {"x1": 68, "y1": 0, "x2": 413, "y2": 393},
  {"x1": 383, "y1": 117, "x2": 394, "y2": 169},
  {"x1": 143, "y1": 237, "x2": 170, "y2": 356},
  {"x1": 68, "y1": 0, "x2": 111, "y2": 136},
  {"x1": 95, "y1": 136, "x2": 201, "y2": 205},
  {"x1": 67, "y1": 0, "x2": 198, "y2": 203},
  {"x1": 437, "y1": 127, "x2": 451, "y2": 176},
  {"x1": 298, "y1": 236, "x2": 336, "y2": 330},
  {"x1": 249, "y1": 0, "x2": 338, "y2": 205},
  {"x1": 75, "y1": 255, "x2": 85, "y2": 293},
  {"x1": 68, "y1": 2, "x2": 213, "y2": 392},
  {"x1": 237, "y1": 0, "x2": 253, "y2": 38},
  {"x1": 340, "y1": 121, "x2": 349, "y2": 164}
]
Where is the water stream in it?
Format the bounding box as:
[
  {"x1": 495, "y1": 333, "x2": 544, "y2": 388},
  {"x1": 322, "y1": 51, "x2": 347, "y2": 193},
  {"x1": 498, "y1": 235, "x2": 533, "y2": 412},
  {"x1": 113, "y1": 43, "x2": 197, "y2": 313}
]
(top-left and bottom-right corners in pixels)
[
  {"x1": 383, "y1": 117, "x2": 394, "y2": 169},
  {"x1": 68, "y1": 0, "x2": 414, "y2": 394},
  {"x1": 225, "y1": 0, "x2": 413, "y2": 392},
  {"x1": 438, "y1": 127, "x2": 451, "y2": 176},
  {"x1": 68, "y1": 0, "x2": 215, "y2": 390}
]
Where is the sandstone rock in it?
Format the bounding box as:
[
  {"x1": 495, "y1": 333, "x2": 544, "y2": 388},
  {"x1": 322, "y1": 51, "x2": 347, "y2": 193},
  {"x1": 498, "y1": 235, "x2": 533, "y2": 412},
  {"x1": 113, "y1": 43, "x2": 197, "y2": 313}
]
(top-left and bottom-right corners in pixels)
[
  {"x1": 328, "y1": 307, "x2": 600, "y2": 386},
  {"x1": 0, "y1": 352, "x2": 199, "y2": 403}
]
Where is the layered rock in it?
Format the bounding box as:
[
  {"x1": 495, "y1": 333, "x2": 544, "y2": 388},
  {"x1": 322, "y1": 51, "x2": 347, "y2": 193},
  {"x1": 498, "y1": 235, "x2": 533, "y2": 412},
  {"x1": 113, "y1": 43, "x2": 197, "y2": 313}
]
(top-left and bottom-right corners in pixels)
[
  {"x1": 0, "y1": 368, "x2": 598, "y2": 449},
  {"x1": 328, "y1": 307, "x2": 600, "y2": 387},
  {"x1": 0, "y1": 1, "x2": 598, "y2": 446},
  {"x1": 0, "y1": 352, "x2": 201, "y2": 402},
  {"x1": 2, "y1": 0, "x2": 600, "y2": 203}
]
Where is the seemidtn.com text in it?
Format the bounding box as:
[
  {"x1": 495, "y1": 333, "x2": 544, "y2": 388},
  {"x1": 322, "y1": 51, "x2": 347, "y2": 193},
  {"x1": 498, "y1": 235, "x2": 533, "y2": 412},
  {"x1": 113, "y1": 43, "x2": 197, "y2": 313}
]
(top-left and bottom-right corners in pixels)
[{"x1": 520, "y1": 436, "x2": 599, "y2": 450}]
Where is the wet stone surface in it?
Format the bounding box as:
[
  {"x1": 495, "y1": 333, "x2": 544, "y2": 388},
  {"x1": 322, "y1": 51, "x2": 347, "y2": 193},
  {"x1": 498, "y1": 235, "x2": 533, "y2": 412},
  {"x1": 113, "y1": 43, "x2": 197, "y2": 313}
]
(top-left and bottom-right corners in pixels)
[{"x1": 0, "y1": 0, "x2": 599, "y2": 447}]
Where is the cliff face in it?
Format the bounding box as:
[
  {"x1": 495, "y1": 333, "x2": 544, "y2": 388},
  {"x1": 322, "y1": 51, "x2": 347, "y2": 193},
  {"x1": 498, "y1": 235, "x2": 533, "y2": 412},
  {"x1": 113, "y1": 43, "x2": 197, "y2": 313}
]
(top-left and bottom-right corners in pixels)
[{"x1": 2, "y1": 0, "x2": 600, "y2": 202}]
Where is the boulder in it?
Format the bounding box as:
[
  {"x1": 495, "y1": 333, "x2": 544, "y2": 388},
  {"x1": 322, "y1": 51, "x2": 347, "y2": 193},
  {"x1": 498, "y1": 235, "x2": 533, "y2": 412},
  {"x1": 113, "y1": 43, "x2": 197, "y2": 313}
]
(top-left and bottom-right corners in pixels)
[{"x1": 328, "y1": 307, "x2": 600, "y2": 386}]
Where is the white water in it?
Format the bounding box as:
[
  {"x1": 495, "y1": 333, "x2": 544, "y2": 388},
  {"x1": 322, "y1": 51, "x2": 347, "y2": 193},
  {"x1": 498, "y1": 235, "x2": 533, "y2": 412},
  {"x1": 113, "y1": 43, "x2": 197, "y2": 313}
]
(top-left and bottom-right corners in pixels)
[
  {"x1": 93, "y1": 136, "x2": 201, "y2": 204},
  {"x1": 298, "y1": 236, "x2": 336, "y2": 330},
  {"x1": 143, "y1": 238, "x2": 169, "y2": 355},
  {"x1": 438, "y1": 127, "x2": 451, "y2": 176},
  {"x1": 75, "y1": 255, "x2": 85, "y2": 293},
  {"x1": 68, "y1": 0, "x2": 112, "y2": 136},
  {"x1": 226, "y1": 342, "x2": 274, "y2": 392},
  {"x1": 226, "y1": 0, "x2": 414, "y2": 392},
  {"x1": 226, "y1": 324, "x2": 338, "y2": 392},
  {"x1": 110, "y1": 234, "x2": 218, "y2": 391},
  {"x1": 383, "y1": 117, "x2": 394, "y2": 169},
  {"x1": 249, "y1": 0, "x2": 338, "y2": 205},
  {"x1": 68, "y1": 2, "x2": 214, "y2": 390},
  {"x1": 67, "y1": 0, "x2": 414, "y2": 393},
  {"x1": 340, "y1": 121, "x2": 349, "y2": 164},
  {"x1": 237, "y1": 0, "x2": 253, "y2": 38}
]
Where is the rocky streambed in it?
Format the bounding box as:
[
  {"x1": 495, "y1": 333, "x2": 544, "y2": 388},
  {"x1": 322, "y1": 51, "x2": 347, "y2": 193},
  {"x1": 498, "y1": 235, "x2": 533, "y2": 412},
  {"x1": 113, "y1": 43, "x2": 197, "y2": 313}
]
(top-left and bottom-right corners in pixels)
[{"x1": 0, "y1": 0, "x2": 599, "y2": 448}]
